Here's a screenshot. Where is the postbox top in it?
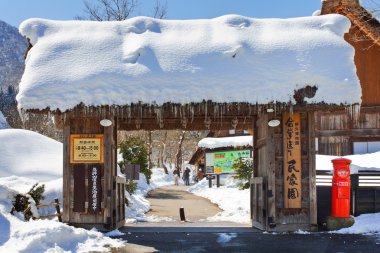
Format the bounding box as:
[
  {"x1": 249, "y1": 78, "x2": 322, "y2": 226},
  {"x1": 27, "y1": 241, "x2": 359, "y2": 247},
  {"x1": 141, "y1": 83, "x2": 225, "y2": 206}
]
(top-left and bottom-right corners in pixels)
[{"x1": 331, "y1": 158, "x2": 352, "y2": 166}]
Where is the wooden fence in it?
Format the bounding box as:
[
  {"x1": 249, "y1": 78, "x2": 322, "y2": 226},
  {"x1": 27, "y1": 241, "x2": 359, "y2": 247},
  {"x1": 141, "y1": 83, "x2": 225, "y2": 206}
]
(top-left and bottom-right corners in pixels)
[{"x1": 317, "y1": 171, "x2": 380, "y2": 224}]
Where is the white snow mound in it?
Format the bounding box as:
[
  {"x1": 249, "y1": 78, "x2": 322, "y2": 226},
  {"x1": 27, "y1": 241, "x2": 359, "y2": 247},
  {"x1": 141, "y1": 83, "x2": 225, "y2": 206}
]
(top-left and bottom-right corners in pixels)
[{"x1": 0, "y1": 129, "x2": 62, "y2": 181}]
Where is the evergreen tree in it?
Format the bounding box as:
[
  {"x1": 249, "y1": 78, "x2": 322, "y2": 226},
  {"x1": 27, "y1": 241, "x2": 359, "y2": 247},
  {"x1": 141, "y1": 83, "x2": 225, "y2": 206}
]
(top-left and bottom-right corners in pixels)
[
  {"x1": 233, "y1": 158, "x2": 253, "y2": 190},
  {"x1": 12, "y1": 183, "x2": 45, "y2": 220},
  {"x1": 119, "y1": 136, "x2": 151, "y2": 183},
  {"x1": 7, "y1": 85, "x2": 14, "y2": 95}
]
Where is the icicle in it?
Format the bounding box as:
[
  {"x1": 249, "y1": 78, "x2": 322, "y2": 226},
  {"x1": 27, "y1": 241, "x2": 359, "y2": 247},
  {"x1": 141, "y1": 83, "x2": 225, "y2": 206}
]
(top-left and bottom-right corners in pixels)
[
  {"x1": 191, "y1": 104, "x2": 194, "y2": 123},
  {"x1": 346, "y1": 104, "x2": 360, "y2": 126},
  {"x1": 213, "y1": 104, "x2": 218, "y2": 120},
  {"x1": 220, "y1": 104, "x2": 223, "y2": 126},
  {"x1": 204, "y1": 101, "x2": 208, "y2": 121}
]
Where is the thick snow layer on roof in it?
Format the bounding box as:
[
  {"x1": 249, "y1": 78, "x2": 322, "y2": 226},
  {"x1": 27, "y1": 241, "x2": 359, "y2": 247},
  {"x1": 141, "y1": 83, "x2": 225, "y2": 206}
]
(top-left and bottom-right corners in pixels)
[
  {"x1": 198, "y1": 135, "x2": 253, "y2": 149},
  {"x1": 17, "y1": 14, "x2": 360, "y2": 111}
]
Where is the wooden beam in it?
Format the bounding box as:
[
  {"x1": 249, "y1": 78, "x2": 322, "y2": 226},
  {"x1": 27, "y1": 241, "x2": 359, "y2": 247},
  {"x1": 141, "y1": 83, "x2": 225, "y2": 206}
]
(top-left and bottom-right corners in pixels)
[
  {"x1": 117, "y1": 116, "x2": 255, "y2": 131},
  {"x1": 62, "y1": 116, "x2": 70, "y2": 223},
  {"x1": 103, "y1": 117, "x2": 115, "y2": 229},
  {"x1": 316, "y1": 128, "x2": 380, "y2": 137},
  {"x1": 267, "y1": 121, "x2": 276, "y2": 230},
  {"x1": 308, "y1": 112, "x2": 317, "y2": 228}
]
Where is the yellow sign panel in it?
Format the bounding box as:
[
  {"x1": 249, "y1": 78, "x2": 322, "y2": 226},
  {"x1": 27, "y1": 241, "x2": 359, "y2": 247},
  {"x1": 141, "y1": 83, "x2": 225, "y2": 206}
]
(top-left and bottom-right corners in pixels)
[
  {"x1": 70, "y1": 134, "x2": 104, "y2": 164},
  {"x1": 283, "y1": 112, "x2": 302, "y2": 208}
]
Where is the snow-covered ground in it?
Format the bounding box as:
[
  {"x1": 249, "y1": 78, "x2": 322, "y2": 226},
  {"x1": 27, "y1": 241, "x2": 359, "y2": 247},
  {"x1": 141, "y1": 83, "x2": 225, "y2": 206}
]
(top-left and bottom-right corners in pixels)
[
  {"x1": 0, "y1": 129, "x2": 124, "y2": 252},
  {"x1": 188, "y1": 176, "x2": 250, "y2": 224}
]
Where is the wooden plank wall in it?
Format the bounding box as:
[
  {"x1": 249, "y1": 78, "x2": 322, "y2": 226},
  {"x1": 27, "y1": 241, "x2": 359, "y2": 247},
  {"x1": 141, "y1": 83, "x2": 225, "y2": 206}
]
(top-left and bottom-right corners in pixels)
[
  {"x1": 346, "y1": 24, "x2": 380, "y2": 106},
  {"x1": 315, "y1": 109, "x2": 380, "y2": 156}
]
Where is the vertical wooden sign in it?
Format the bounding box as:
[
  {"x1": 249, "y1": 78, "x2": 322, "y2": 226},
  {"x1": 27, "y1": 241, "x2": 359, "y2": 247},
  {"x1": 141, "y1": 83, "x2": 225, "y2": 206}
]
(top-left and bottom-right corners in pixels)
[
  {"x1": 88, "y1": 165, "x2": 102, "y2": 214},
  {"x1": 283, "y1": 112, "x2": 302, "y2": 208}
]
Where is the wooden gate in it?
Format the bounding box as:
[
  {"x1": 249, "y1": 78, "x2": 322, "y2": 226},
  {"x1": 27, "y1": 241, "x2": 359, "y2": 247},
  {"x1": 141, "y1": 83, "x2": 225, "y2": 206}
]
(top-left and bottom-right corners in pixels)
[
  {"x1": 251, "y1": 177, "x2": 266, "y2": 230},
  {"x1": 251, "y1": 112, "x2": 317, "y2": 231}
]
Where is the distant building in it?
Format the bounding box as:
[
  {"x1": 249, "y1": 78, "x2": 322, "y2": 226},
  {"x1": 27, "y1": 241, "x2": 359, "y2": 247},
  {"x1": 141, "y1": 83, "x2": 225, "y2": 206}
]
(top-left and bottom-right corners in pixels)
[
  {"x1": 317, "y1": 0, "x2": 380, "y2": 155},
  {"x1": 189, "y1": 134, "x2": 252, "y2": 181}
]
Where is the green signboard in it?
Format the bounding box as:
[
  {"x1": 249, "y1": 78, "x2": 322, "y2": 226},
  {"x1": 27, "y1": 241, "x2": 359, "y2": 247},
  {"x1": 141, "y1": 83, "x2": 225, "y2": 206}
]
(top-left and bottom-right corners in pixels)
[{"x1": 205, "y1": 149, "x2": 251, "y2": 174}]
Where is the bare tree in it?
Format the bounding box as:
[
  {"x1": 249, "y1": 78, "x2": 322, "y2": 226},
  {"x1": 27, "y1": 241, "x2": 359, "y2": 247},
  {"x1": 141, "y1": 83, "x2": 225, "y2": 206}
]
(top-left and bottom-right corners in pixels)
[
  {"x1": 175, "y1": 131, "x2": 186, "y2": 173},
  {"x1": 160, "y1": 130, "x2": 169, "y2": 174},
  {"x1": 147, "y1": 130, "x2": 153, "y2": 170},
  {"x1": 153, "y1": 0, "x2": 167, "y2": 19},
  {"x1": 77, "y1": 0, "x2": 167, "y2": 21}
]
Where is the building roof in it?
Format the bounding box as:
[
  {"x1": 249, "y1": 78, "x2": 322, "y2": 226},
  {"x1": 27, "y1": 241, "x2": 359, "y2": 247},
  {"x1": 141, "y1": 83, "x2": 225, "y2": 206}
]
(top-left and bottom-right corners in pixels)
[
  {"x1": 198, "y1": 135, "x2": 253, "y2": 149},
  {"x1": 17, "y1": 14, "x2": 360, "y2": 111}
]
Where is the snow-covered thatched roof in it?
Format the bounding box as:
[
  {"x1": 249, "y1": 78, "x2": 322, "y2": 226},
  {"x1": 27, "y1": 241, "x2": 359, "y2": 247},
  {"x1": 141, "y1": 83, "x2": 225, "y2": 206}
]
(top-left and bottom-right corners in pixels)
[
  {"x1": 17, "y1": 14, "x2": 360, "y2": 111},
  {"x1": 198, "y1": 136, "x2": 253, "y2": 149}
]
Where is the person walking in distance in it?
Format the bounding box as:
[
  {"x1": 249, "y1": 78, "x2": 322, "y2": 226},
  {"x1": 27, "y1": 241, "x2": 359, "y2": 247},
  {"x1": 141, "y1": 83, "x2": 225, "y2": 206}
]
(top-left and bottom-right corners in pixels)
[
  {"x1": 173, "y1": 169, "x2": 179, "y2": 186},
  {"x1": 184, "y1": 167, "x2": 191, "y2": 186}
]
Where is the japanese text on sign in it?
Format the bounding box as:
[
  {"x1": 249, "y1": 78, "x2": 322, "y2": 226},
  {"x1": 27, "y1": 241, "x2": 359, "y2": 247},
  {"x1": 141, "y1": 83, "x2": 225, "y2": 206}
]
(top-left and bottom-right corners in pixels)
[
  {"x1": 70, "y1": 134, "x2": 104, "y2": 163},
  {"x1": 91, "y1": 167, "x2": 98, "y2": 211},
  {"x1": 283, "y1": 112, "x2": 302, "y2": 208}
]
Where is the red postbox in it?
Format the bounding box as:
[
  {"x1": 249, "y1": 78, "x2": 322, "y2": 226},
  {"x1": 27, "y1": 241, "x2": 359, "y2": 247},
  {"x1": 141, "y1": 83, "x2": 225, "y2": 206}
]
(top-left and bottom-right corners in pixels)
[{"x1": 331, "y1": 158, "x2": 351, "y2": 218}]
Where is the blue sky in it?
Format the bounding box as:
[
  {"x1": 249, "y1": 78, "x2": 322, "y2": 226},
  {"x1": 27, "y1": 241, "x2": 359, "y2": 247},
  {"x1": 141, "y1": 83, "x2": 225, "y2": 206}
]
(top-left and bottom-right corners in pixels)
[{"x1": 1, "y1": 0, "x2": 322, "y2": 28}]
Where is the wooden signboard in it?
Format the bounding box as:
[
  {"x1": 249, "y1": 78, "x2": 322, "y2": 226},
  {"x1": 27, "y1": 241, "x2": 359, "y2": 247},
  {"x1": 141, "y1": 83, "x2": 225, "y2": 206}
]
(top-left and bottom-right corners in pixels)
[
  {"x1": 125, "y1": 164, "x2": 140, "y2": 180},
  {"x1": 88, "y1": 165, "x2": 102, "y2": 214},
  {"x1": 70, "y1": 134, "x2": 104, "y2": 164},
  {"x1": 283, "y1": 112, "x2": 302, "y2": 208}
]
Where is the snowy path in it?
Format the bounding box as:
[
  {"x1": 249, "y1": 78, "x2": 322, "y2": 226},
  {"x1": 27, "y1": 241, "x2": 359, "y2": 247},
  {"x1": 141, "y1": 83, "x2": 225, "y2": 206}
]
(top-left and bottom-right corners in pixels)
[{"x1": 145, "y1": 185, "x2": 221, "y2": 222}]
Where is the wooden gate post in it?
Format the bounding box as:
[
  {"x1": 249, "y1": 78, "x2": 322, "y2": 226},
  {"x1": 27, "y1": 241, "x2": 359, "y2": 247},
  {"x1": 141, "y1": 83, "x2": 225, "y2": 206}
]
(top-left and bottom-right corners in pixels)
[{"x1": 62, "y1": 116, "x2": 125, "y2": 231}]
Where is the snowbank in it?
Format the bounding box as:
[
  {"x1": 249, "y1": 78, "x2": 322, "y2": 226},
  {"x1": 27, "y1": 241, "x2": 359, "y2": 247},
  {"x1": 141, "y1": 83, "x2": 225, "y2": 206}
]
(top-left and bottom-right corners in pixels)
[
  {"x1": 334, "y1": 212, "x2": 380, "y2": 235},
  {"x1": 0, "y1": 211, "x2": 123, "y2": 252},
  {"x1": 0, "y1": 129, "x2": 62, "y2": 181},
  {"x1": 316, "y1": 152, "x2": 380, "y2": 174},
  {"x1": 198, "y1": 135, "x2": 252, "y2": 149},
  {"x1": 17, "y1": 14, "x2": 360, "y2": 111},
  {"x1": 188, "y1": 176, "x2": 250, "y2": 224},
  {"x1": 0, "y1": 174, "x2": 124, "y2": 252},
  {"x1": 0, "y1": 111, "x2": 10, "y2": 129}
]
